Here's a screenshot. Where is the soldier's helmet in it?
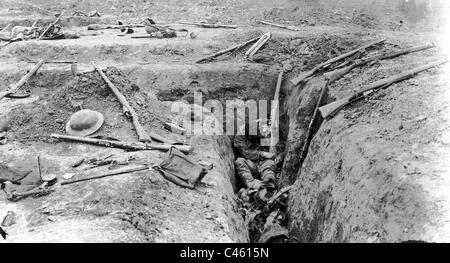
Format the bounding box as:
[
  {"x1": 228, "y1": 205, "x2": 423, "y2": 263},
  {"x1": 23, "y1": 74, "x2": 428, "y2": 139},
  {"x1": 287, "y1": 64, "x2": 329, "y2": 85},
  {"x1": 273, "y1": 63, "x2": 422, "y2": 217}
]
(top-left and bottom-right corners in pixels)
[{"x1": 65, "y1": 109, "x2": 104, "y2": 137}]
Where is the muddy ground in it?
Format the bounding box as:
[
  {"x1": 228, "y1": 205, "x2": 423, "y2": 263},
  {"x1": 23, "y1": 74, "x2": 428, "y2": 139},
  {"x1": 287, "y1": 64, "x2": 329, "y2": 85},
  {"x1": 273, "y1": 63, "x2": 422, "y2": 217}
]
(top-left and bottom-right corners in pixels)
[{"x1": 1, "y1": 0, "x2": 450, "y2": 243}]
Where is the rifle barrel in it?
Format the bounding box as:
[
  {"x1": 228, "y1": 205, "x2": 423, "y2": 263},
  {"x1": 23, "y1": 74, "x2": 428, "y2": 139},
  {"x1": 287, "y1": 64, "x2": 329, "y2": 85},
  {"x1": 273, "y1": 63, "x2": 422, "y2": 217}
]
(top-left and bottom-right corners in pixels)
[
  {"x1": 324, "y1": 43, "x2": 435, "y2": 82},
  {"x1": 291, "y1": 39, "x2": 386, "y2": 86}
]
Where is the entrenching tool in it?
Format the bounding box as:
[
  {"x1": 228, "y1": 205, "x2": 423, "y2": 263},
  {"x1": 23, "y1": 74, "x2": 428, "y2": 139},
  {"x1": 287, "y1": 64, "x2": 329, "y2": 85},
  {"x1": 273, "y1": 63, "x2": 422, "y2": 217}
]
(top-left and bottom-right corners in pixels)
[
  {"x1": 319, "y1": 60, "x2": 449, "y2": 119},
  {"x1": 0, "y1": 59, "x2": 45, "y2": 101},
  {"x1": 37, "y1": 155, "x2": 57, "y2": 189},
  {"x1": 245, "y1": 33, "x2": 271, "y2": 61},
  {"x1": 290, "y1": 39, "x2": 386, "y2": 86}
]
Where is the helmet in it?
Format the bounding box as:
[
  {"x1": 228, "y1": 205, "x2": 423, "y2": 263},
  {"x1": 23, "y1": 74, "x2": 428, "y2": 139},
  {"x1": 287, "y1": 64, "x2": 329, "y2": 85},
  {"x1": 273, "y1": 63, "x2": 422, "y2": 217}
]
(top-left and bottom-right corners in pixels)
[{"x1": 65, "y1": 109, "x2": 104, "y2": 137}]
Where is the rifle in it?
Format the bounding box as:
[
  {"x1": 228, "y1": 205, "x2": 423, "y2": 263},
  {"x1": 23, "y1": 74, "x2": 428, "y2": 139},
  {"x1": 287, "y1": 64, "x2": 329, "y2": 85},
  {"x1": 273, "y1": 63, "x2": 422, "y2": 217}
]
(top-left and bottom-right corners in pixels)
[
  {"x1": 319, "y1": 60, "x2": 448, "y2": 119},
  {"x1": 38, "y1": 10, "x2": 66, "y2": 40},
  {"x1": 299, "y1": 80, "x2": 329, "y2": 163},
  {"x1": 323, "y1": 44, "x2": 435, "y2": 82},
  {"x1": 269, "y1": 71, "x2": 283, "y2": 154},
  {"x1": 195, "y1": 36, "x2": 260, "y2": 63},
  {"x1": 87, "y1": 24, "x2": 144, "y2": 30},
  {"x1": 179, "y1": 22, "x2": 237, "y2": 29},
  {"x1": 91, "y1": 62, "x2": 155, "y2": 143},
  {"x1": 51, "y1": 134, "x2": 193, "y2": 154},
  {"x1": 290, "y1": 39, "x2": 386, "y2": 86},
  {"x1": 258, "y1": 20, "x2": 300, "y2": 31},
  {"x1": 1, "y1": 24, "x2": 11, "y2": 33},
  {"x1": 0, "y1": 59, "x2": 45, "y2": 101},
  {"x1": 61, "y1": 165, "x2": 149, "y2": 186}
]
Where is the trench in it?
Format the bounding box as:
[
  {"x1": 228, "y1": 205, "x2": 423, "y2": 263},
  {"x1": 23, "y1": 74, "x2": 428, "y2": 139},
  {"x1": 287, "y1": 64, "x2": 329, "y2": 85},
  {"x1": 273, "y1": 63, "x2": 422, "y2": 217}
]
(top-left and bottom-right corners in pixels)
[
  {"x1": 2, "y1": 31, "x2": 442, "y2": 243},
  {"x1": 0, "y1": 34, "x2": 366, "y2": 243}
]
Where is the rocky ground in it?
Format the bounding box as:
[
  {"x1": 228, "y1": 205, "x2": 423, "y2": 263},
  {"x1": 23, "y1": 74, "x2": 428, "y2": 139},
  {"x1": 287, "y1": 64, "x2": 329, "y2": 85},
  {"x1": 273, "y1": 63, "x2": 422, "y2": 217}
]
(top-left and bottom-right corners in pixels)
[{"x1": 1, "y1": 0, "x2": 450, "y2": 243}]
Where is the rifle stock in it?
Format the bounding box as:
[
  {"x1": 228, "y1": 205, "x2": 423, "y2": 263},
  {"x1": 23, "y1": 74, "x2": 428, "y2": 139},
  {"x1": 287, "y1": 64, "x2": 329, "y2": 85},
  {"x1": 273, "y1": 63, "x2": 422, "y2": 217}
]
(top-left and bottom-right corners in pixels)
[
  {"x1": 323, "y1": 64, "x2": 356, "y2": 82},
  {"x1": 319, "y1": 59, "x2": 448, "y2": 119},
  {"x1": 91, "y1": 61, "x2": 152, "y2": 143}
]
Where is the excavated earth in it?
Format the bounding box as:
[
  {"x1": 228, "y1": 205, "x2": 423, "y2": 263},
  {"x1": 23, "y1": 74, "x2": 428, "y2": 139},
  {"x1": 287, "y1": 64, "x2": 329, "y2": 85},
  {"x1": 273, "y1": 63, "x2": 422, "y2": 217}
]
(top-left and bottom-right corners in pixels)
[{"x1": 1, "y1": 0, "x2": 450, "y2": 243}]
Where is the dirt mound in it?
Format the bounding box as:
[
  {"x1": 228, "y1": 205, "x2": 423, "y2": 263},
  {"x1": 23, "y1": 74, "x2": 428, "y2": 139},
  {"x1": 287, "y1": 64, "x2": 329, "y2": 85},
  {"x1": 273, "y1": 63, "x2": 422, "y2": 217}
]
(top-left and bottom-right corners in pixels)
[{"x1": 6, "y1": 67, "x2": 168, "y2": 143}]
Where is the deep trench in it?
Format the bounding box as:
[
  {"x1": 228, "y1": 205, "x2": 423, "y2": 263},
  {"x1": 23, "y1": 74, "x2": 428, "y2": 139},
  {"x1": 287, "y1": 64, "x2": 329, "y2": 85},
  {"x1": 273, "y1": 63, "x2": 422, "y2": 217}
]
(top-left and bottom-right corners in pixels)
[{"x1": 0, "y1": 61, "x2": 322, "y2": 243}]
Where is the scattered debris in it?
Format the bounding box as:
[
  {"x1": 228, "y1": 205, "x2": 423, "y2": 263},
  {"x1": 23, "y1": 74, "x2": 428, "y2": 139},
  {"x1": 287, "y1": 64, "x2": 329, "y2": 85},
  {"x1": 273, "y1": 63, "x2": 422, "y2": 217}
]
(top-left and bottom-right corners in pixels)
[
  {"x1": 195, "y1": 36, "x2": 260, "y2": 63},
  {"x1": 0, "y1": 226, "x2": 7, "y2": 240},
  {"x1": 198, "y1": 161, "x2": 213, "y2": 170},
  {"x1": 71, "y1": 158, "x2": 85, "y2": 168},
  {"x1": 245, "y1": 33, "x2": 271, "y2": 62},
  {"x1": 71, "y1": 10, "x2": 101, "y2": 17},
  {"x1": 62, "y1": 173, "x2": 75, "y2": 180},
  {"x1": 1, "y1": 211, "x2": 17, "y2": 227},
  {"x1": 0, "y1": 131, "x2": 6, "y2": 145}
]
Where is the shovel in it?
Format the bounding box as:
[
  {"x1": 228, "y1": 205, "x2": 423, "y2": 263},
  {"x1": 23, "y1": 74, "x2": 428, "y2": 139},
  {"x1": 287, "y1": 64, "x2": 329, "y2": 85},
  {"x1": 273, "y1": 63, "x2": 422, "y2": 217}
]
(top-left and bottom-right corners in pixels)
[{"x1": 37, "y1": 156, "x2": 57, "y2": 189}]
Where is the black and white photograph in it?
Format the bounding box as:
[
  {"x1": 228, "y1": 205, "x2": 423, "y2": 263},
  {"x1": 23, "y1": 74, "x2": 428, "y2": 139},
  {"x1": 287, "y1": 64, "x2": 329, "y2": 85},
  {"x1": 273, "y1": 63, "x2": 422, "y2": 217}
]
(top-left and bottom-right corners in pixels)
[{"x1": 0, "y1": 0, "x2": 449, "y2": 249}]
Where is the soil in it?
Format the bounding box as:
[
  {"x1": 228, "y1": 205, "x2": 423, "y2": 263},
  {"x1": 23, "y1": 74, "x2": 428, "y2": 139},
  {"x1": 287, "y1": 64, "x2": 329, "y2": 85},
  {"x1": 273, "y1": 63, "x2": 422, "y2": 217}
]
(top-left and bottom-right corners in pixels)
[{"x1": 1, "y1": 0, "x2": 450, "y2": 243}]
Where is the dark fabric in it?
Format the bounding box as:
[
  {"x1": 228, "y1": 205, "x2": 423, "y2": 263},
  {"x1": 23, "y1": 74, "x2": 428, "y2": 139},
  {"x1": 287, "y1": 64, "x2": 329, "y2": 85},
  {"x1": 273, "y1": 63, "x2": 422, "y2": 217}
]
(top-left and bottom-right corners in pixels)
[
  {"x1": 155, "y1": 147, "x2": 207, "y2": 189},
  {"x1": 233, "y1": 135, "x2": 262, "y2": 161},
  {"x1": 235, "y1": 157, "x2": 276, "y2": 189}
]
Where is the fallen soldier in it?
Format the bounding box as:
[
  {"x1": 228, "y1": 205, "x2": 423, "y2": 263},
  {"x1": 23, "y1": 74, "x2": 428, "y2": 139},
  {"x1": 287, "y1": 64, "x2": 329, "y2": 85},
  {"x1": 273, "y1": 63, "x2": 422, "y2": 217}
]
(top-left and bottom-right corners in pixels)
[
  {"x1": 1, "y1": 24, "x2": 79, "y2": 44},
  {"x1": 0, "y1": 24, "x2": 40, "y2": 42},
  {"x1": 38, "y1": 24, "x2": 80, "y2": 40},
  {"x1": 234, "y1": 120, "x2": 281, "y2": 204},
  {"x1": 142, "y1": 18, "x2": 177, "y2": 38}
]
